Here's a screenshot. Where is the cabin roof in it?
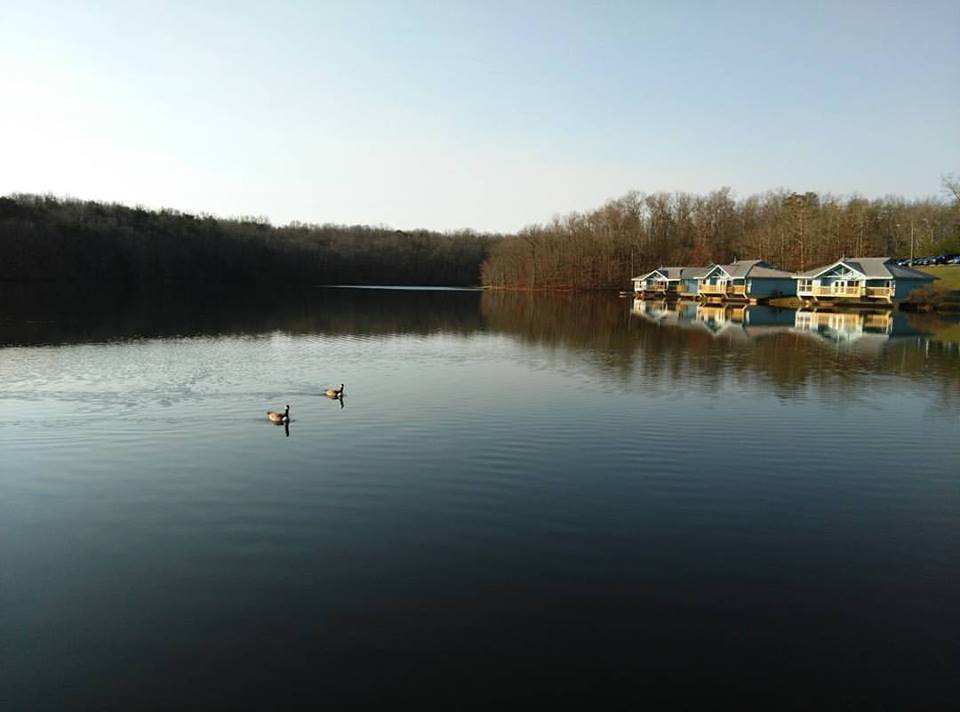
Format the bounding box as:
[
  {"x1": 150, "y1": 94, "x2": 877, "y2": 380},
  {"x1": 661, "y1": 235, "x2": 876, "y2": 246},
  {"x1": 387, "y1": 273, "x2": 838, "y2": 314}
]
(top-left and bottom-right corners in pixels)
[
  {"x1": 702, "y1": 260, "x2": 790, "y2": 279},
  {"x1": 656, "y1": 266, "x2": 694, "y2": 280},
  {"x1": 632, "y1": 268, "x2": 667, "y2": 281},
  {"x1": 720, "y1": 259, "x2": 793, "y2": 279},
  {"x1": 632, "y1": 265, "x2": 711, "y2": 281},
  {"x1": 795, "y1": 257, "x2": 936, "y2": 281},
  {"x1": 702, "y1": 264, "x2": 731, "y2": 279},
  {"x1": 680, "y1": 265, "x2": 714, "y2": 279}
]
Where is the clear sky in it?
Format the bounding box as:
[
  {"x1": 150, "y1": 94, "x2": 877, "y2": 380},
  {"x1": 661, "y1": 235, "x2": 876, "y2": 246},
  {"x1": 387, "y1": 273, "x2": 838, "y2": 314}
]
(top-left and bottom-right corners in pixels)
[{"x1": 1, "y1": 1, "x2": 957, "y2": 232}]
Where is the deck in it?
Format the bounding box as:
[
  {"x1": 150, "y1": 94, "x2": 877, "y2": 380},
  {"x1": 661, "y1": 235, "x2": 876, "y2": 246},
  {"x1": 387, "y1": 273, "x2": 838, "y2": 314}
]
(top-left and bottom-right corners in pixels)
[
  {"x1": 634, "y1": 284, "x2": 698, "y2": 300},
  {"x1": 798, "y1": 285, "x2": 894, "y2": 303},
  {"x1": 699, "y1": 283, "x2": 748, "y2": 301}
]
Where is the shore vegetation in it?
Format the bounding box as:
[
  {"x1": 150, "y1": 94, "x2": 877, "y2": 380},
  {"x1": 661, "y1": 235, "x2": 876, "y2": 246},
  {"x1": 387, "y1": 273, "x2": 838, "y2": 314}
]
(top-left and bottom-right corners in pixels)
[
  {"x1": 0, "y1": 194, "x2": 501, "y2": 287},
  {"x1": 481, "y1": 180, "x2": 960, "y2": 290}
]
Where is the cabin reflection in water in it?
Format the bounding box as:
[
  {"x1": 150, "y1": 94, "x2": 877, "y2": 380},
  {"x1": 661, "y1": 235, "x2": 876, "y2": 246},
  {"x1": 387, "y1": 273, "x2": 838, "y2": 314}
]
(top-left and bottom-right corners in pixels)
[
  {"x1": 631, "y1": 299, "x2": 932, "y2": 348},
  {"x1": 630, "y1": 299, "x2": 794, "y2": 339},
  {"x1": 792, "y1": 309, "x2": 927, "y2": 346}
]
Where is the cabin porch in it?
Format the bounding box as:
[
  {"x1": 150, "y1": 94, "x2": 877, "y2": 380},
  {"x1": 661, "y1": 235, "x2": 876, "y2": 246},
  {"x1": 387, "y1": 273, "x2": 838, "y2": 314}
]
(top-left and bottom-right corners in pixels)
[
  {"x1": 797, "y1": 279, "x2": 895, "y2": 305},
  {"x1": 699, "y1": 282, "x2": 749, "y2": 302}
]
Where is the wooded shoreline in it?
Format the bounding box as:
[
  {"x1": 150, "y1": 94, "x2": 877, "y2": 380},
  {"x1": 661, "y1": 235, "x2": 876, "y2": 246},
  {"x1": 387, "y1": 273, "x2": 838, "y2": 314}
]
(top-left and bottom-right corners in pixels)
[
  {"x1": 2, "y1": 184, "x2": 958, "y2": 292},
  {"x1": 482, "y1": 184, "x2": 960, "y2": 290},
  {"x1": 0, "y1": 194, "x2": 501, "y2": 287}
]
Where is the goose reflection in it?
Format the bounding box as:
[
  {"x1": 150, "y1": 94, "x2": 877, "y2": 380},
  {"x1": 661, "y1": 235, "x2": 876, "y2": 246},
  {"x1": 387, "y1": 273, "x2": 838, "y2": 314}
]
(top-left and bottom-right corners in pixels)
[{"x1": 267, "y1": 416, "x2": 291, "y2": 436}]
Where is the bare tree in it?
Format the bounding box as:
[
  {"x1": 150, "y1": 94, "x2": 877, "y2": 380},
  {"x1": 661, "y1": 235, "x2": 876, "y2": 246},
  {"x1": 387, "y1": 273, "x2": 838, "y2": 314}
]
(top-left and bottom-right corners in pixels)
[{"x1": 942, "y1": 174, "x2": 960, "y2": 204}]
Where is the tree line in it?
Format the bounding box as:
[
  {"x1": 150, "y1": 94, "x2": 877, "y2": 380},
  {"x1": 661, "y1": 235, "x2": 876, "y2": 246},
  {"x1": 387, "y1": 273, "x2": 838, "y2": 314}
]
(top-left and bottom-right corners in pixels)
[
  {"x1": 481, "y1": 180, "x2": 960, "y2": 290},
  {"x1": 0, "y1": 194, "x2": 501, "y2": 287},
  {"x1": 4, "y1": 182, "x2": 959, "y2": 292}
]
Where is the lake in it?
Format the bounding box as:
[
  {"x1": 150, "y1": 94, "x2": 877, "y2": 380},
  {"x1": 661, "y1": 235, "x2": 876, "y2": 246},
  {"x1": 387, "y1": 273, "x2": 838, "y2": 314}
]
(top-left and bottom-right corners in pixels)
[{"x1": 1, "y1": 286, "x2": 958, "y2": 709}]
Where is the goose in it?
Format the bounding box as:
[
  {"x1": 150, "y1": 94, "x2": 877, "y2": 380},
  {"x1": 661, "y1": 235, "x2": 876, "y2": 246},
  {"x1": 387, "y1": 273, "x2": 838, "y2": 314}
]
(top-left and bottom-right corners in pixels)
[
  {"x1": 325, "y1": 384, "x2": 344, "y2": 398},
  {"x1": 267, "y1": 404, "x2": 290, "y2": 423}
]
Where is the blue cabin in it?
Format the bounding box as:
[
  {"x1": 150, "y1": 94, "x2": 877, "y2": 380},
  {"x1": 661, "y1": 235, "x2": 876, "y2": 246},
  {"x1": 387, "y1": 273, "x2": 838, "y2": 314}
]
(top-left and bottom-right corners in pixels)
[
  {"x1": 794, "y1": 258, "x2": 936, "y2": 304},
  {"x1": 698, "y1": 260, "x2": 795, "y2": 302}
]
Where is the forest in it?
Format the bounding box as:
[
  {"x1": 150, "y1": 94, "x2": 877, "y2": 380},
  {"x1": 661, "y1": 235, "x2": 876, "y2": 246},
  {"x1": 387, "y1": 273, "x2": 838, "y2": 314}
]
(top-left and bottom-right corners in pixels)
[
  {"x1": 0, "y1": 194, "x2": 500, "y2": 287},
  {"x1": 3, "y1": 181, "x2": 959, "y2": 291},
  {"x1": 481, "y1": 179, "x2": 960, "y2": 290}
]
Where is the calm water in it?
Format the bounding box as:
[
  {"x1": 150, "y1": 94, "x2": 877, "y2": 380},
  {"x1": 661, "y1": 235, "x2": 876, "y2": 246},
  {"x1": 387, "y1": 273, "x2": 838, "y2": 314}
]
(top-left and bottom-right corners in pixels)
[{"x1": 1, "y1": 287, "x2": 958, "y2": 709}]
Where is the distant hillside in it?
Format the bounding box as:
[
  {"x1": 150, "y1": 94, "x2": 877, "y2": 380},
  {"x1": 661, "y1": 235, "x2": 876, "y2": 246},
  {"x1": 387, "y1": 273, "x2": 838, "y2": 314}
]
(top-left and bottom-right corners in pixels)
[{"x1": 0, "y1": 194, "x2": 501, "y2": 287}]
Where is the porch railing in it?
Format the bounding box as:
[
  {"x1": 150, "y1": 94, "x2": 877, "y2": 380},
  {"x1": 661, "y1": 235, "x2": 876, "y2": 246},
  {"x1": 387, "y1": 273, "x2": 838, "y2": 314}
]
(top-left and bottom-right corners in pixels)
[
  {"x1": 700, "y1": 283, "x2": 747, "y2": 296},
  {"x1": 807, "y1": 285, "x2": 864, "y2": 298}
]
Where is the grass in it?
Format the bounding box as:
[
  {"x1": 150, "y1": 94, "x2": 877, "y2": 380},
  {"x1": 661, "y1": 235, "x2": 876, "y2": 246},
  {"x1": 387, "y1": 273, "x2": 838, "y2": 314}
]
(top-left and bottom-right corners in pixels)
[{"x1": 917, "y1": 265, "x2": 960, "y2": 290}]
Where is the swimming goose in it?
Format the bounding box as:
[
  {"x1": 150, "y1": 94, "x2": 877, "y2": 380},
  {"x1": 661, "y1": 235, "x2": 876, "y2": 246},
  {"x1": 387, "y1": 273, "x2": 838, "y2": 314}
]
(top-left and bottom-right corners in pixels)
[
  {"x1": 325, "y1": 384, "x2": 344, "y2": 398},
  {"x1": 267, "y1": 404, "x2": 290, "y2": 423}
]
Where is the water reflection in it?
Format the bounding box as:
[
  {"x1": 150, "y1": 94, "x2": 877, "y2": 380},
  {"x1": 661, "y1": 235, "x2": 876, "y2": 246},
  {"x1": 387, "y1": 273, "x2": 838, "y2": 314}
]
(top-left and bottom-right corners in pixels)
[
  {"x1": 2, "y1": 287, "x2": 959, "y2": 710},
  {"x1": 479, "y1": 293, "x2": 957, "y2": 406},
  {"x1": 629, "y1": 298, "x2": 933, "y2": 347},
  {"x1": 792, "y1": 308, "x2": 925, "y2": 345},
  {"x1": 630, "y1": 297, "x2": 946, "y2": 347},
  {"x1": 1, "y1": 285, "x2": 957, "y2": 400},
  {"x1": 631, "y1": 299, "x2": 796, "y2": 339},
  {"x1": 0, "y1": 283, "x2": 485, "y2": 345}
]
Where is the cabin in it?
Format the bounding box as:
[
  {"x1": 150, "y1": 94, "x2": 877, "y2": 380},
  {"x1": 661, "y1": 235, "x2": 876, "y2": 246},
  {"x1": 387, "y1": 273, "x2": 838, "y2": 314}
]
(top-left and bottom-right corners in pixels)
[
  {"x1": 632, "y1": 266, "x2": 710, "y2": 300},
  {"x1": 697, "y1": 260, "x2": 795, "y2": 303},
  {"x1": 793, "y1": 258, "x2": 936, "y2": 305}
]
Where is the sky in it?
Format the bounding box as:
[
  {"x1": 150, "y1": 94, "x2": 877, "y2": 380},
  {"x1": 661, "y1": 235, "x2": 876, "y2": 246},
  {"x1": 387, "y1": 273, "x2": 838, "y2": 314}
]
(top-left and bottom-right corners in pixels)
[{"x1": 1, "y1": 0, "x2": 957, "y2": 232}]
